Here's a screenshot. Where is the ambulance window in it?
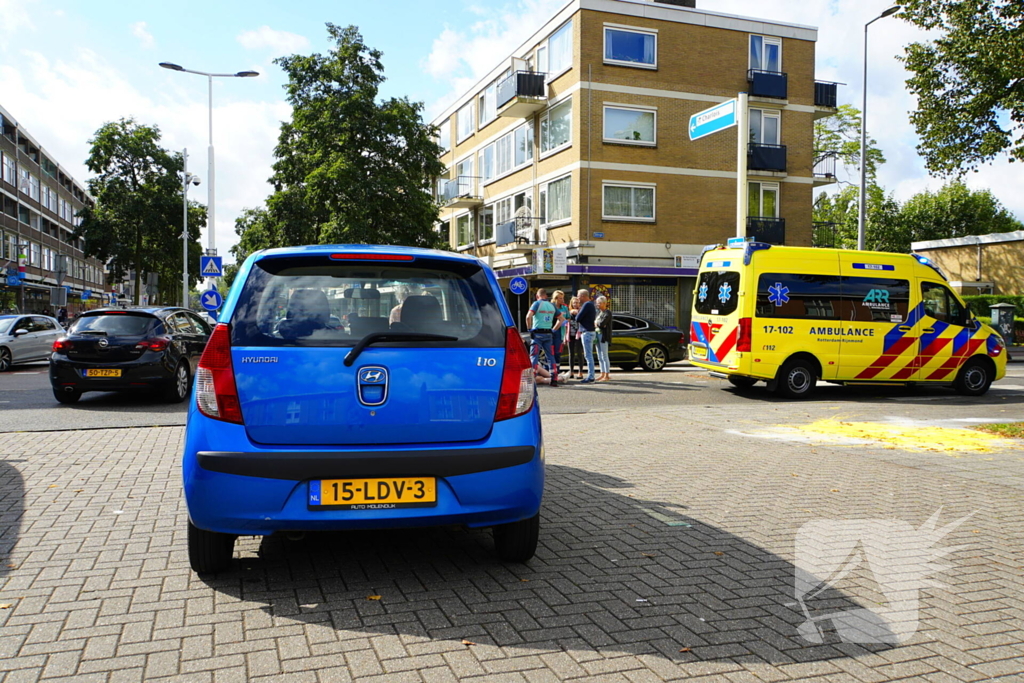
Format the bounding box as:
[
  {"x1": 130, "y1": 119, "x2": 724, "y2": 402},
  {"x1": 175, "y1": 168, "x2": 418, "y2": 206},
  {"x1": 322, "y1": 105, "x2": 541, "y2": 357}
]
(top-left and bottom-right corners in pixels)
[
  {"x1": 695, "y1": 271, "x2": 740, "y2": 316},
  {"x1": 841, "y1": 277, "x2": 910, "y2": 323},
  {"x1": 756, "y1": 274, "x2": 841, "y2": 320},
  {"x1": 921, "y1": 282, "x2": 966, "y2": 326}
]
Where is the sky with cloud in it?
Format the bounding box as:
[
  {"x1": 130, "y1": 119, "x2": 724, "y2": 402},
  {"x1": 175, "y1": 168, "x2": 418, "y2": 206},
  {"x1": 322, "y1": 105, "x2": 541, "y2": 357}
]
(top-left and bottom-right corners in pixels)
[{"x1": 0, "y1": 0, "x2": 1019, "y2": 267}]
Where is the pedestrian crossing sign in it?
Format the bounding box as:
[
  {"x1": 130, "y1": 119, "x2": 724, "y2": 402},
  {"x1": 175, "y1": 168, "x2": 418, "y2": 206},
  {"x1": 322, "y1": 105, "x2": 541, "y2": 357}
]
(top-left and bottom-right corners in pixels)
[{"x1": 200, "y1": 255, "x2": 223, "y2": 277}]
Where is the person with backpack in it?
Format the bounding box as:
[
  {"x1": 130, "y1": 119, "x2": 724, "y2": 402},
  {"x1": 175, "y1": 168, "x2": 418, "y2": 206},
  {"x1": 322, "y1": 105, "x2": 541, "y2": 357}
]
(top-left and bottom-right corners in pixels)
[{"x1": 525, "y1": 288, "x2": 563, "y2": 387}]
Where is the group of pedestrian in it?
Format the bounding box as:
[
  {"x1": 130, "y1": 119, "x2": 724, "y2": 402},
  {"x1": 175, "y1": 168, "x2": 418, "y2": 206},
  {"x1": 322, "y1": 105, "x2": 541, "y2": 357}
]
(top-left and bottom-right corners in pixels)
[{"x1": 527, "y1": 287, "x2": 613, "y2": 386}]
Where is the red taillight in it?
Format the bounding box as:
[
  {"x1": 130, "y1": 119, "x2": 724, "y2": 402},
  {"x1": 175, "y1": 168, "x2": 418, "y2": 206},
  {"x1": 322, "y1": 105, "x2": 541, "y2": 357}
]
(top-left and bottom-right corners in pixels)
[
  {"x1": 135, "y1": 337, "x2": 170, "y2": 352},
  {"x1": 329, "y1": 253, "x2": 415, "y2": 261},
  {"x1": 195, "y1": 323, "x2": 243, "y2": 424},
  {"x1": 495, "y1": 326, "x2": 536, "y2": 421},
  {"x1": 679, "y1": 333, "x2": 687, "y2": 347},
  {"x1": 53, "y1": 338, "x2": 72, "y2": 352},
  {"x1": 737, "y1": 318, "x2": 752, "y2": 353}
]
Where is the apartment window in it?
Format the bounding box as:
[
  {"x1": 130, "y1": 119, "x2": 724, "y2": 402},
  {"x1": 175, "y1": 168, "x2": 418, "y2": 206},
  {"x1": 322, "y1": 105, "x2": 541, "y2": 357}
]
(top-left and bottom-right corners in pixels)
[
  {"x1": 603, "y1": 184, "x2": 654, "y2": 221},
  {"x1": 19, "y1": 168, "x2": 30, "y2": 195},
  {"x1": 749, "y1": 109, "x2": 780, "y2": 144},
  {"x1": 540, "y1": 175, "x2": 571, "y2": 226},
  {"x1": 541, "y1": 98, "x2": 572, "y2": 154},
  {"x1": 603, "y1": 106, "x2": 656, "y2": 145},
  {"x1": 29, "y1": 174, "x2": 40, "y2": 202},
  {"x1": 481, "y1": 123, "x2": 533, "y2": 184},
  {"x1": 456, "y1": 101, "x2": 475, "y2": 143},
  {"x1": 604, "y1": 26, "x2": 657, "y2": 68},
  {"x1": 1, "y1": 153, "x2": 14, "y2": 185},
  {"x1": 479, "y1": 145, "x2": 494, "y2": 182},
  {"x1": 455, "y1": 157, "x2": 474, "y2": 197},
  {"x1": 478, "y1": 82, "x2": 497, "y2": 128},
  {"x1": 748, "y1": 182, "x2": 779, "y2": 217},
  {"x1": 750, "y1": 35, "x2": 782, "y2": 72},
  {"x1": 437, "y1": 118, "x2": 451, "y2": 153},
  {"x1": 30, "y1": 242, "x2": 40, "y2": 266},
  {"x1": 536, "y1": 45, "x2": 547, "y2": 75},
  {"x1": 547, "y1": 21, "x2": 572, "y2": 78},
  {"x1": 0, "y1": 232, "x2": 8, "y2": 260},
  {"x1": 456, "y1": 213, "x2": 473, "y2": 248},
  {"x1": 514, "y1": 124, "x2": 534, "y2": 167},
  {"x1": 18, "y1": 206, "x2": 29, "y2": 224},
  {"x1": 479, "y1": 205, "x2": 494, "y2": 243}
]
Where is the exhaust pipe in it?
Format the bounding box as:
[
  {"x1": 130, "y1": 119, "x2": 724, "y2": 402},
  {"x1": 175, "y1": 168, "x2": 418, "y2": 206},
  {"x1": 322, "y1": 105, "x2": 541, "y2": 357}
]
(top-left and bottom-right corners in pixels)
[{"x1": 64, "y1": 386, "x2": 76, "y2": 393}]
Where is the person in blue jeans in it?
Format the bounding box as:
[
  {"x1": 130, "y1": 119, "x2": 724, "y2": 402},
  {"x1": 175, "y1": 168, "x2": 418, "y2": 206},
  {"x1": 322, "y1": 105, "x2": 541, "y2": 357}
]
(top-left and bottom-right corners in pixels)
[
  {"x1": 526, "y1": 288, "x2": 564, "y2": 387},
  {"x1": 575, "y1": 288, "x2": 598, "y2": 383}
]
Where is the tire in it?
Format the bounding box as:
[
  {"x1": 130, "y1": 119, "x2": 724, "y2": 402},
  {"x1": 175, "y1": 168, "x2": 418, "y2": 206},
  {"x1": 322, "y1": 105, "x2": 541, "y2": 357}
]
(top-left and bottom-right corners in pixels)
[
  {"x1": 774, "y1": 358, "x2": 818, "y2": 399},
  {"x1": 53, "y1": 387, "x2": 82, "y2": 404},
  {"x1": 617, "y1": 363, "x2": 637, "y2": 372},
  {"x1": 953, "y1": 358, "x2": 993, "y2": 396},
  {"x1": 187, "y1": 520, "x2": 236, "y2": 573},
  {"x1": 0, "y1": 348, "x2": 11, "y2": 372},
  {"x1": 163, "y1": 362, "x2": 190, "y2": 403},
  {"x1": 639, "y1": 345, "x2": 668, "y2": 372},
  {"x1": 493, "y1": 513, "x2": 540, "y2": 562},
  {"x1": 728, "y1": 376, "x2": 758, "y2": 390}
]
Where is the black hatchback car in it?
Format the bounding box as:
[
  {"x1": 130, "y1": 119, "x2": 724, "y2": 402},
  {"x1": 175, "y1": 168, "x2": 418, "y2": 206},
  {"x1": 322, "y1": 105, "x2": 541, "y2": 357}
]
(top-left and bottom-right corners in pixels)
[{"x1": 49, "y1": 307, "x2": 212, "y2": 404}]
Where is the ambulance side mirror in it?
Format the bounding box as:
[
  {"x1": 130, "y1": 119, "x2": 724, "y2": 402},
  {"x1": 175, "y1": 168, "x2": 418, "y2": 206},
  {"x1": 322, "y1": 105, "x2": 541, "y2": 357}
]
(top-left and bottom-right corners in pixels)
[{"x1": 967, "y1": 317, "x2": 979, "y2": 331}]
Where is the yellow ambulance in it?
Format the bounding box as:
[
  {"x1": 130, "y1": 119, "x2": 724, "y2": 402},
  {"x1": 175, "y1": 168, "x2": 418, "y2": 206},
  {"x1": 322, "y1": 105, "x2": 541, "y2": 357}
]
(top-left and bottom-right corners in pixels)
[{"x1": 688, "y1": 242, "x2": 1007, "y2": 398}]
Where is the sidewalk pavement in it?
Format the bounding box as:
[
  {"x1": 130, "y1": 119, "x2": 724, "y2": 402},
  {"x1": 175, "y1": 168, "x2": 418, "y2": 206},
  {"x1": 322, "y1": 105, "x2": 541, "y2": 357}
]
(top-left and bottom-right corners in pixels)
[{"x1": 0, "y1": 399, "x2": 1022, "y2": 682}]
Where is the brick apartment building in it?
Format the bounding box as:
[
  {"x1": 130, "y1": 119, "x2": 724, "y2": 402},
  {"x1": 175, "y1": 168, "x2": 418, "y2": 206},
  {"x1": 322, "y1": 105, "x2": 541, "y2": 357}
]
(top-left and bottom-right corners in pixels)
[
  {"x1": 432, "y1": 0, "x2": 838, "y2": 329},
  {"x1": 1, "y1": 104, "x2": 107, "y2": 314}
]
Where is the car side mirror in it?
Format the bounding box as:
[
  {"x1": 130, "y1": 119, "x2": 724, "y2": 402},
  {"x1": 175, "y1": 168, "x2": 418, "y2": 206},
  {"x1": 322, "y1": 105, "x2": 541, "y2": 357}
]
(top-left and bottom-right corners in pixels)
[
  {"x1": 966, "y1": 317, "x2": 979, "y2": 331},
  {"x1": 13, "y1": 329, "x2": 28, "y2": 337}
]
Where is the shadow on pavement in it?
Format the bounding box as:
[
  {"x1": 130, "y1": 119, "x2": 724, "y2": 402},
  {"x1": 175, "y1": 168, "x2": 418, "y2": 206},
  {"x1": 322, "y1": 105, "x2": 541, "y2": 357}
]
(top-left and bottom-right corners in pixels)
[
  {"x1": 715, "y1": 379, "x2": 1024, "y2": 406},
  {"x1": 0, "y1": 460, "x2": 25, "y2": 581},
  {"x1": 200, "y1": 464, "x2": 895, "y2": 664}
]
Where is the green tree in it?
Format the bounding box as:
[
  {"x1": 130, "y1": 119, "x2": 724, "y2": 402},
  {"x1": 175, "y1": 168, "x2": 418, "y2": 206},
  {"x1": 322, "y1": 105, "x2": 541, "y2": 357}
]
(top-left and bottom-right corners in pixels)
[
  {"x1": 814, "y1": 184, "x2": 902, "y2": 250},
  {"x1": 77, "y1": 119, "x2": 206, "y2": 305},
  {"x1": 813, "y1": 104, "x2": 887, "y2": 183},
  {"x1": 235, "y1": 24, "x2": 446, "y2": 255},
  {"x1": 886, "y1": 182, "x2": 1023, "y2": 252},
  {"x1": 899, "y1": 0, "x2": 1024, "y2": 174}
]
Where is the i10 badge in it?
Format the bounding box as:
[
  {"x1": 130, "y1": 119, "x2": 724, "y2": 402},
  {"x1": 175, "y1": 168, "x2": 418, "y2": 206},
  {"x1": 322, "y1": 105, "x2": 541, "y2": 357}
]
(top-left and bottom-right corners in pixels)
[{"x1": 356, "y1": 366, "x2": 389, "y2": 407}]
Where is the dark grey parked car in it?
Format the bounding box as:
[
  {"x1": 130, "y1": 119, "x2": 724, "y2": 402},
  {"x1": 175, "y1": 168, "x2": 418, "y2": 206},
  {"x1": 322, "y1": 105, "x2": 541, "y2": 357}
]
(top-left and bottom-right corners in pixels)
[{"x1": 0, "y1": 314, "x2": 65, "y2": 372}]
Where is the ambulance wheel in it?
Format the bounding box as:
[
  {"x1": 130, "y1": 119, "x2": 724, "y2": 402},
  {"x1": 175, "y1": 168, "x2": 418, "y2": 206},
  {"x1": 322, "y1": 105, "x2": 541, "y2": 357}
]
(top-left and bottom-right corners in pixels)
[
  {"x1": 728, "y1": 376, "x2": 758, "y2": 390},
  {"x1": 953, "y1": 358, "x2": 992, "y2": 396},
  {"x1": 775, "y1": 358, "x2": 818, "y2": 399}
]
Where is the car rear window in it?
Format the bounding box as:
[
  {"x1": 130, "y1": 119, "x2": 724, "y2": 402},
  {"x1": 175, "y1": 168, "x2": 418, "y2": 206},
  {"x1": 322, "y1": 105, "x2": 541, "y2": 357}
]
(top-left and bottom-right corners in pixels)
[
  {"x1": 230, "y1": 255, "x2": 506, "y2": 348},
  {"x1": 695, "y1": 270, "x2": 741, "y2": 316},
  {"x1": 71, "y1": 314, "x2": 156, "y2": 336}
]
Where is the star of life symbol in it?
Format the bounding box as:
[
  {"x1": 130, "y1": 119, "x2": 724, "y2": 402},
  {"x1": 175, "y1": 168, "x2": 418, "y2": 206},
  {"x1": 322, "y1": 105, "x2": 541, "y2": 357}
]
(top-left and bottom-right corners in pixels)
[
  {"x1": 718, "y1": 282, "x2": 732, "y2": 304},
  {"x1": 768, "y1": 282, "x2": 790, "y2": 306},
  {"x1": 698, "y1": 282, "x2": 709, "y2": 302},
  {"x1": 791, "y1": 508, "x2": 973, "y2": 645}
]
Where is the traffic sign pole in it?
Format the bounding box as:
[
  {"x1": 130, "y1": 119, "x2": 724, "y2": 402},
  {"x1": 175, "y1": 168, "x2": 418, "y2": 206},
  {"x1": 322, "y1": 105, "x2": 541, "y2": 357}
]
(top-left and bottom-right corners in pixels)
[{"x1": 736, "y1": 92, "x2": 749, "y2": 238}]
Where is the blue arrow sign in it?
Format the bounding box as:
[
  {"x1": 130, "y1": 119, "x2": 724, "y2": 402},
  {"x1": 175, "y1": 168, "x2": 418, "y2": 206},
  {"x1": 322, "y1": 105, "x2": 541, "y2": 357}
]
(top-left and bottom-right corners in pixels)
[
  {"x1": 200, "y1": 255, "x2": 223, "y2": 277},
  {"x1": 201, "y1": 289, "x2": 223, "y2": 311},
  {"x1": 688, "y1": 99, "x2": 737, "y2": 141},
  {"x1": 509, "y1": 277, "x2": 528, "y2": 295},
  {"x1": 6, "y1": 275, "x2": 20, "y2": 287}
]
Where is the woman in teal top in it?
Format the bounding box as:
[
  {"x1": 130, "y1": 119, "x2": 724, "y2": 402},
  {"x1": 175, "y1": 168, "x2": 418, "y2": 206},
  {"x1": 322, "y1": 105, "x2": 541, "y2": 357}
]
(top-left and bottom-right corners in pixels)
[{"x1": 552, "y1": 290, "x2": 570, "y2": 359}]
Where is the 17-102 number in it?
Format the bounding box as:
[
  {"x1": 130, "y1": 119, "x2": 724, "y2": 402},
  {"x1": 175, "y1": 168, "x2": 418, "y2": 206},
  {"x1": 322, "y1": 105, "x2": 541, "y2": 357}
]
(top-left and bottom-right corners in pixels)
[{"x1": 762, "y1": 325, "x2": 794, "y2": 334}]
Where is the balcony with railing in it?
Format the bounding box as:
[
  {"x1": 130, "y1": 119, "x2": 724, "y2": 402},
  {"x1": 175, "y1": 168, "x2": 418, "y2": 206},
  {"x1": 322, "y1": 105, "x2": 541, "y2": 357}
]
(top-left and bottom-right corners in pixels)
[
  {"x1": 496, "y1": 216, "x2": 543, "y2": 252},
  {"x1": 813, "y1": 150, "x2": 838, "y2": 186},
  {"x1": 497, "y1": 71, "x2": 547, "y2": 118},
  {"x1": 747, "y1": 69, "x2": 788, "y2": 100},
  {"x1": 748, "y1": 143, "x2": 787, "y2": 173},
  {"x1": 747, "y1": 216, "x2": 786, "y2": 245},
  {"x1": 441, "y1": 176, "x2": 482, "y2": 208},
  {"x1": 813, "y1": 80, "x2": 840, "y2": 120},
  {"x1": 812, "y1": 221, "x2": 839, "y2": 248}
]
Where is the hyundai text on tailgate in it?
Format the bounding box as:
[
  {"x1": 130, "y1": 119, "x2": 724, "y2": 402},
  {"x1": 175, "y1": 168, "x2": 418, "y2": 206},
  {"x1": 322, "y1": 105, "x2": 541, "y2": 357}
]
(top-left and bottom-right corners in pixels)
[{"x1": 182, "y1": 245, "x2": 543, "y2": 573}]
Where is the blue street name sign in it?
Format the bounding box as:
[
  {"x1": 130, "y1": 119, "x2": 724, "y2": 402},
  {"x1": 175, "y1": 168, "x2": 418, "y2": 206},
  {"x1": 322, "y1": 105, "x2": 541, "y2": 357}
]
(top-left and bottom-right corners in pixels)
[
  {"x1": 201, "y1": 289, "x2": 223, "y2": 311},
  {"x1": 509, "y1": 277, "x2": 528, "y2": 296},
  {"x1": 6, "y1": 275, "x2": 20, "y2": 287},
  {"x1": 688, "y1": 99, "x2": 737, "y2": 141},
  {"x1": 200, "y1": 255, "x2": 223, "y2": 277}
]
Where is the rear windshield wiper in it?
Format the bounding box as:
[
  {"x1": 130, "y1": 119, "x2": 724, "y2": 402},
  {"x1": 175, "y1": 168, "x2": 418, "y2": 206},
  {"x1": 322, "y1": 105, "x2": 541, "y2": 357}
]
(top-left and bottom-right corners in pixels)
[{"x1": 344, "y1": 332, "x2": 458, "y2": 366}]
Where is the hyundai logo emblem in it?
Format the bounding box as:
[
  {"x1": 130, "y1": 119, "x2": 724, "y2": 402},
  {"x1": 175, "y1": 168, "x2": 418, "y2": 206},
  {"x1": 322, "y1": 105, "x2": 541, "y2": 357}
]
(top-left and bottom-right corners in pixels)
[{"x1": 359, "y1": 369, "x2": 385, "y2": 384}]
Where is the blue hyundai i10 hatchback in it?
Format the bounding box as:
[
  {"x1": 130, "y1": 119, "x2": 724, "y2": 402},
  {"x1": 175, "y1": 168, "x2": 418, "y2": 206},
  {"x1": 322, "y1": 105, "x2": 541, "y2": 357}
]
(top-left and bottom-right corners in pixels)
[{"x1": 182, "y1": 245, "x2": 543, "y2": 573}]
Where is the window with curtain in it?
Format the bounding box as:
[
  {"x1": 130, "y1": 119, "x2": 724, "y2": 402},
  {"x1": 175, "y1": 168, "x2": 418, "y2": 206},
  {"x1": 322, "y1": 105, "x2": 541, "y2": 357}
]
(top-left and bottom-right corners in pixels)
[
  {"x1": 603, "y1": 107, "x2": 656, "y2": 144},
  {"x1": 480, "y1": 145, "x2": 494, "y2": 182},
  {"x1": 603, "y1": 185, "x2": 654, "y2": 220},
  {"x1": 541, "y1": 98, "x2": 572, "y2": 153},
  {"x1": 749, "y1": 35, "x2": 782, "y2": 72},
  {"x1": 456, "y1": 214, "x2": 473, "y2": 247},
  {"x1": 544, "y1": 176, "x2": 571, "y2": 225},
  {"x1": 456, "y1": 101, "x2": 475, "y2": 142},
  {"x1": 548, "y1": 21, "x2": 572, "y2": 76},
  {"x1": 604, "y1": 27, "x2": 656, "y2": 67},
  {"x1": 748, "y1": 109, "x2": 780, "y2": 145},
  {"x1": 479, "y1": 205, "x2": 494, "y2": 242},
  {"x1": 748, "y1": 182, "x2": 779, "y2": 217}
]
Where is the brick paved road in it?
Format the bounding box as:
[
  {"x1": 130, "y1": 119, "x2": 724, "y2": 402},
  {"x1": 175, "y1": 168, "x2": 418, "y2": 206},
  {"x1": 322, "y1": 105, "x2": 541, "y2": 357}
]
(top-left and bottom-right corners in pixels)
[{"x1": 1, "y1": 398, "x2": 1023, "y2": 682}]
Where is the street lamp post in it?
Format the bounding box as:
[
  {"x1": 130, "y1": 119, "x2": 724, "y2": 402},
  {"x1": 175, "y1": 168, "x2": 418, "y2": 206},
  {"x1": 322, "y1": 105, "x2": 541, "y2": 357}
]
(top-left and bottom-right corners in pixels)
[
  {"x1": 181, "y1": 149, "x2": 201, "y2": 308},
  {"x1": 158, "y1": 62, "x2": 258, "y2": 287},
  {"x1": 858, "y1": 5, "x2": 901, "y2": 251}
]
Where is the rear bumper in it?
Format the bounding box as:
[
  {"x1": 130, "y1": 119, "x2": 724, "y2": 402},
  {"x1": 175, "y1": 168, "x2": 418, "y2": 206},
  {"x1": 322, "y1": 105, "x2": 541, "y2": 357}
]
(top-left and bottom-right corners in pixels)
[
  {"x1": 183, "y1": 403, "x2": 544, "y2": 535},
  {"x1": 50, "y1": 356, "x2": 174, "y2": 391}
]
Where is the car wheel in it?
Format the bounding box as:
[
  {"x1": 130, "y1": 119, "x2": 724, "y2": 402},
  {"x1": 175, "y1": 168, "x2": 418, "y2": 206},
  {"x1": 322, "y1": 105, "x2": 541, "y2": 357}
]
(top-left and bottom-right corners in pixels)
[
  {"x1": 617, "y1": 363, "x2": 637, "y2": 372},
  {"x1": 728, "y1": 376, "x2": 758, "y2": 390},
  {"x1": 164, "y1": 362, "x2": 190, "y2": 403},
  {"x1": 639, "y1": 345, "x2": 668, "y2": 371},
  {"x1": 53, "y1": 387, "x2": 82, "y2": 404},
  {"x1": 0, "y1": 348, "x2": 11, "y2": 372},
  {"x1": 774, "y1": 358, "x2": 818, "y2": 399},
  {"x1": 493, "y1": 513, "x2": 539, "y2": 562},
  {"x1": 953, "y1": 358, "x2": 992, "y2": 396},
  {"x1": 187, "y1": 520, "x2": 236, "y2": 573}
]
